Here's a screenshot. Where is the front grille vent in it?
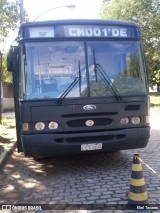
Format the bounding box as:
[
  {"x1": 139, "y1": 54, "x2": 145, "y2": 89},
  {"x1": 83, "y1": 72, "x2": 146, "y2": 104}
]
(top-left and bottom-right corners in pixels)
[
  {"x1": 67, "y1": 118, "x2": 112, "y2": 127},
  {"x1": 62, "y1": 112, "x2": 117, "y2": 118},
  {"x1": 67, "y1": 135, "x2": 114, "y2": 143},
  {"x1": 55, "y1": 134, "x2": 126, "y2": 143},
  {"x1": 125, "y1": 105, "x2": 140, "y2": 111}
]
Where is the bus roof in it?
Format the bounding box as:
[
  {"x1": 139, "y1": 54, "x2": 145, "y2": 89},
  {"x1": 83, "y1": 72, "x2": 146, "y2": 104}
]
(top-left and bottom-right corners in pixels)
[{"x1": 20, "y1": 19, "x2": 138, "y2": 29}]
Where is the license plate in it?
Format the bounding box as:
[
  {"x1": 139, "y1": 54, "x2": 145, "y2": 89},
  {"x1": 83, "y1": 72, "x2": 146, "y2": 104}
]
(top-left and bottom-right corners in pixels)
[{"x1": 81, "y1": 143, "x2": 102, "y2": 151}]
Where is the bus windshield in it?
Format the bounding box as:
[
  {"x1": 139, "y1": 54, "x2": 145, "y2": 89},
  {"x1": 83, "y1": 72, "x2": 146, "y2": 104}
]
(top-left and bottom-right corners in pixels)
[{"x1": 21, "y1": 40, "x2": 147, "y2": 100}]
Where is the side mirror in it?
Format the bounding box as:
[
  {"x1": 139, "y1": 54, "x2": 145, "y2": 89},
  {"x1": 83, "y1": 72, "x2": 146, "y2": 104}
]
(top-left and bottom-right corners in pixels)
[{"x1": 7, "y1": 46, "x2": 18, "y2": 72}]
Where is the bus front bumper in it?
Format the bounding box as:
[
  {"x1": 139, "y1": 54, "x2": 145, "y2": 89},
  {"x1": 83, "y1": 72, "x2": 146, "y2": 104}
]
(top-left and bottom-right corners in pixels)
[{"x1": 21, "y1": 127, "x2": 150, "y2": 158}]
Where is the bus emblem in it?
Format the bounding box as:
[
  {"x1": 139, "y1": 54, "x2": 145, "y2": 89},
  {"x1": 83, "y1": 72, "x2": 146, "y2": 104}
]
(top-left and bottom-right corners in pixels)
[
  {"x1": 83, "y1": 105, "x2": 96, "y2": 110},
  {"x1": 85, "y1": 120, "x2": 94, "y2": 127}
]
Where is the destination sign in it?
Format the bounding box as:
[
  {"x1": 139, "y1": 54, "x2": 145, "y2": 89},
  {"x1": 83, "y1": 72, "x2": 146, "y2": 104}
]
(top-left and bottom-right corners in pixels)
[
  {"x1": 27, "y1": 25, "x2": 137, "y2": 39},
  {"x1": 64, "y1": 25, "x2": 129, "y2": 37},
  {"x1": 29, "y1": 27, "x2": 55, "y2": 38}
]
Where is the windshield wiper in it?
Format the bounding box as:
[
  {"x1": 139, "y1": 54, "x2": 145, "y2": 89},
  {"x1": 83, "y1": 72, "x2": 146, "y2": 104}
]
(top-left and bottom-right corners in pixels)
[
  {"x1": 57, "y1": 77, "x2": 79, "y2": 104},
  {"x1": 93, "y1": 49, "x2": 98, "y2": 83},
  {"x1": 78, "y1": 60, "x2": 82, "y2": 96},
  {"x1": 95, "y1": 64, "x2": 122, "y2": 101},
  {"x1": 92, "y1": 49, "x2": 122, "y2": 101}
]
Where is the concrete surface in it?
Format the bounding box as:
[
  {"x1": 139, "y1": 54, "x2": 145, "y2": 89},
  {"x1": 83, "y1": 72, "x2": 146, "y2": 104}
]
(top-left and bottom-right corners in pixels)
[{"x1": 0, "y1": 112, "x2": 16, "y2": 167}]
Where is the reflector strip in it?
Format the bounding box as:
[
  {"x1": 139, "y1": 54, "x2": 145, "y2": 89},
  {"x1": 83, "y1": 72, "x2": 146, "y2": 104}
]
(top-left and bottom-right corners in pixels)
[
  {"x1": 130, "y1": 178, "x2": 145, "y2": 186},
  {"x1": 128, "y1": 191, "x2": 148, "y2": 201}
]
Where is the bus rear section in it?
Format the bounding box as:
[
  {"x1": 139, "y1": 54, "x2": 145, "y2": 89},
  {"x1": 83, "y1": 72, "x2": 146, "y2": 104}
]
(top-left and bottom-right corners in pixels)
[{"x1": 7, "y1": 19, "x2": 150, "y2": 158}]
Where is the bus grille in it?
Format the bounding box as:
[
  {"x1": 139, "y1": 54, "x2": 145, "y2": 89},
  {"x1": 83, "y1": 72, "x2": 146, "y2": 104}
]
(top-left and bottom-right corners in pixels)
[
  {"x1": 62, "y1": 112, "x2": 117, "y2": 117},
  {"x1": 55, "y1": 134, "x2": 125, "y2": 143},
  {"x1": 67, "y1": 118, "x2": 112, "y2": 127}
]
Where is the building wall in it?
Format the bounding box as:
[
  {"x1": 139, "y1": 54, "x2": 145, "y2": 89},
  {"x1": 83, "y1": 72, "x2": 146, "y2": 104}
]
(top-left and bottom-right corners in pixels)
[{"x1": 2, "y1": 82, "x2": 14, "y2": 112}]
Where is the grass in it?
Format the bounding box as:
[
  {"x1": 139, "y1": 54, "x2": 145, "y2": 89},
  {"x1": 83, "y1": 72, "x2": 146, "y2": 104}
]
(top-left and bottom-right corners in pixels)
[
  {"x1": 1, "y1": 117, "x2": 15, "y2": 127},
  {"x1": 150, "y1": 91, "x2": 160, "y2": 112}
]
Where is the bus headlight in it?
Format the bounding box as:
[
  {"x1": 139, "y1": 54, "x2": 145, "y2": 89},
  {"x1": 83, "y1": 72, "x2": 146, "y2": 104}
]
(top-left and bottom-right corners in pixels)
[
  {"x1": 131, "y1": 116, "x2": 140, "y2": 124},
  {"x1": 120, "y1": 117, "x2": 129, "y2": 124},
  {"x1": 48, "y1": 121, "x2": 58, "y2": 129},
  {"x1": 35, "y1": 122, "x2": 45, "y2": 130}
]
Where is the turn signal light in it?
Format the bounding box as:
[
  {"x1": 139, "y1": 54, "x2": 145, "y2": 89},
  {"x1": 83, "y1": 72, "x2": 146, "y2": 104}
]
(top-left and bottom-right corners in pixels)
[
  {"x1": 145, "y1": 116, "x2": 150, "y2": 124},
  {"x1": 22, "y1": 123, "x2": 29, "y2": 131}
]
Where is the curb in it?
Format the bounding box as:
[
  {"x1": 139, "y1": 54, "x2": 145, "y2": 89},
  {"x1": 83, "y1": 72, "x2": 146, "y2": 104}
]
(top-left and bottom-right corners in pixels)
[{"x1": 0, "y1": 141, "x2": 17, "y2": 167}]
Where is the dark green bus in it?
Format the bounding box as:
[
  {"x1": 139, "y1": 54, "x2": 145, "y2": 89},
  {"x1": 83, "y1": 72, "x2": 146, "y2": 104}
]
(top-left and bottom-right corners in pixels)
[{"x1": 7, "y1": 19, "x2": 150, "y2": 158}]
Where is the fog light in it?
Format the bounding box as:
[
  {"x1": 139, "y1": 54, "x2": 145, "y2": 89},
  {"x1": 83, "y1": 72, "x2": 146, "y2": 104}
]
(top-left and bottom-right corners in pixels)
[
  {"x1": 48, "y1": 121, "x2": 58, "y2": 129},
  {"x1": 120, "y1": 117, "x2": 129, "y2": 124},
  {"x1": 35, "y1": 122, "x2": 45, "y2": 130},
  {"x1": 131, "y1": 116, "x2": 140, "y2": 124}
]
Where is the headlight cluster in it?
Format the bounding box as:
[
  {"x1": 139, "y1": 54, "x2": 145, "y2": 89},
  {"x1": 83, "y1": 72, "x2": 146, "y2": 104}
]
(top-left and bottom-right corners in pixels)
[
  {"x1": 120, "y1": 116, "x2": 141, "y2": 125},
  {"x1": 35, "y1": 121, "x2": 58, "y2": 131}
]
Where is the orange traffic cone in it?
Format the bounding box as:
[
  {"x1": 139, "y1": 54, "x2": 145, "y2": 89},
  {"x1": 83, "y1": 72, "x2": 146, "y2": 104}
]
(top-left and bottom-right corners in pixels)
[{"x1": 128, "y1": 154, "x2": 148, "y2": 204}]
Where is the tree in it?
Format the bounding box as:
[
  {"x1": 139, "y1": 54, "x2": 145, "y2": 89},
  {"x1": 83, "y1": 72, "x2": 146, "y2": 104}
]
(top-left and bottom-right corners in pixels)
[
  {"x1": 0, "y1": 0, "x2": 21, "y2": 86},
  {"x1": 0, "y1": 0, "x2": 20, "y2": 42},
  {"x1": 100, "y1": 0, "x2": 160, "y2": 90}
]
